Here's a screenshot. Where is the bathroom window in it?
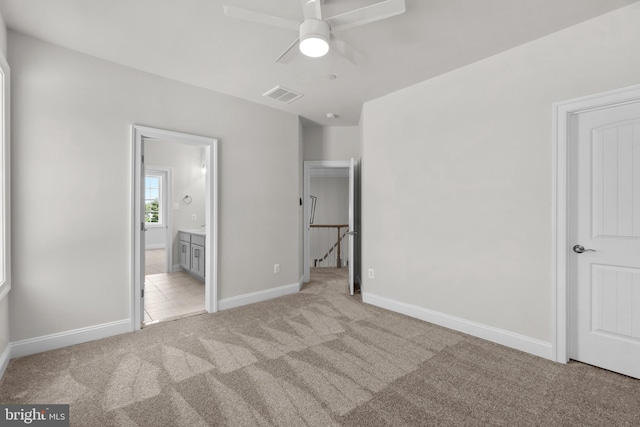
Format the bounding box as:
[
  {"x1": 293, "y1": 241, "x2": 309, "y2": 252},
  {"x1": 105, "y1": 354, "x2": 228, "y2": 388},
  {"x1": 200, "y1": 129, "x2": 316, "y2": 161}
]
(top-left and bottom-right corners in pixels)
[{"x1": 145, "y1": 174, "x2": 163, "y2": 225}]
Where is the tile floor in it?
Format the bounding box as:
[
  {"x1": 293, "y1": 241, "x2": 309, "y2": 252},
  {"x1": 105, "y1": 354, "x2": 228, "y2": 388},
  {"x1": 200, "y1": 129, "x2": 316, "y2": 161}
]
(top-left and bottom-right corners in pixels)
[{"x1": 144, "y1": 249, "x2": 205, "y2": 324}]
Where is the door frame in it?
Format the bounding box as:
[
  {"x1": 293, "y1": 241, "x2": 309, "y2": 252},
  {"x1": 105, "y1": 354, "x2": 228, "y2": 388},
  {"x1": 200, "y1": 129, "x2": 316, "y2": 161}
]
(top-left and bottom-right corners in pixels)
[
  {"x1": 303, "y1": 160, "x2": 351, "y2": 283},
  {"x1": 552, "y1": 83, "x2": 640, "y2": 363},
  {"x1": 131, "y1": 125, "x2": 218, "y2": 331}
]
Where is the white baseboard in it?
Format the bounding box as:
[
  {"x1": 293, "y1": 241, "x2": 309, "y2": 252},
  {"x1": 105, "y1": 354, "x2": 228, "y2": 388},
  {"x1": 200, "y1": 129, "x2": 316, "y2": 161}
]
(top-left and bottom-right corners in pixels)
[
  {"x1": 298, "y1": 275, "x2": 305, "y2": 291},
  {"x1": 145, "y1": 244, "x2": 166, "y2": 250},
  {"x1": 362, "y1": 292, "x2": 553, "y2": 360},
  {"x1": 10, "y1": 319, "x2": 131, "y2": 359},
  {"x1": 172, "y1": 264, "x2": 183, "y2": 272},
  {"x1": 218, "y1": 282, "x2": 299, "y2": 311},
  {"x1": 0, "y1": 342, "x2": 10, "y2": 380}
]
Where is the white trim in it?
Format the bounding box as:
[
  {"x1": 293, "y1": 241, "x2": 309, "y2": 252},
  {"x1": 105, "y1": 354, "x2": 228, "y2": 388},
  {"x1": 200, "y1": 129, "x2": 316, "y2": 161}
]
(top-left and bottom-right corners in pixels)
[
  {"x1": 10, "y1": 319, "x2": 131, "y2": 359},
  {"x1": 0, "y1": 343, "x2": 10, "y2": 379},
  {"x1": 145, "y1": 244, "x2": 166, "y2": 250},
  {"x1": 0, "y1": 53, "x2": 9, "y2": 382},
  {"x1": 0, "y1": 52, "x2": 10, "y2": 301},
  {"x1": 310, "y1": 168, "x2": 349, "y2": 178},
  {"x1": 218, "y1": 282, "x2": 299, "y2": 311},
  {"x1": 172, "y1": 264, "x2": 183, "y2": 272},
  {"x1": 552, "y1": 83, "x2": 640, "y2": 363},
  {"x1": 363, "y1": 292, "x2": 553, "y2": 360},
  {"x1": 298, "y1": 275, "x2": 305, "y2": 291},
  {"x1": 131, "y1": 125, "x2": 219, "y2": 332},
  {"x1": 208, "y1": 141, "x2": 219, "y2": 315},
  {"x1": 303, "y1": 161, "x2": 351, "y2": 283}
]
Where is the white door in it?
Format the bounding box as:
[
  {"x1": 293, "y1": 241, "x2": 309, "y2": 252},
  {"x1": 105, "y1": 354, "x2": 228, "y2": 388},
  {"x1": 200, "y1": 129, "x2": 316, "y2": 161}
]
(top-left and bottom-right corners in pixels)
[
  {"x1": 348, "y1": 158, "x2": 358, "y2": 295},
  {"x1": 138, "y1": 140, "x2": 146, "y2": 324},
  {"x1": 569, "y1": 100, "x2": 640, "y2": 378}
]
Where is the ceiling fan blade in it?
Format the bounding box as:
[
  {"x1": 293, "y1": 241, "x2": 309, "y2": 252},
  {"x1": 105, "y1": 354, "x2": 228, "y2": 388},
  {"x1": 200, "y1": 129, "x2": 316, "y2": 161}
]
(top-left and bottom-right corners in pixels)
[
  {"x1": 330, "y1": 34, "x2": 365, "y2": 65},
  {"x1": 300, "y1": 0, "x2": 322, "y2": 20},
  {"x1": 326, "y1": 0, "x2": 406, "y2": 32},
  {"x1": 276, "y1": 38, "x2": 301, "y2": 64},
  {"x1": 223, "y1": 5, "x2": 300, "y2": 31}
]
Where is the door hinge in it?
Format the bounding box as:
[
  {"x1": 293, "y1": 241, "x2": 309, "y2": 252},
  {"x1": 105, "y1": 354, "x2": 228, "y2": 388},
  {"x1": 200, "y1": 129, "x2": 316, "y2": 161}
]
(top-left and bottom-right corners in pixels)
[{"x1": 141, "y1": 289, "x2": 144, "y2": 298}]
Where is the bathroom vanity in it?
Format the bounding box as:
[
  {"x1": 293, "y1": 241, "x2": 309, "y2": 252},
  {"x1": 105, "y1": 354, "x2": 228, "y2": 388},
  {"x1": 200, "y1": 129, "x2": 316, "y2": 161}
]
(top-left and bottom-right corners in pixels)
[{"x1": 178, "y1": 229, "x2": 205, "y2": 279}]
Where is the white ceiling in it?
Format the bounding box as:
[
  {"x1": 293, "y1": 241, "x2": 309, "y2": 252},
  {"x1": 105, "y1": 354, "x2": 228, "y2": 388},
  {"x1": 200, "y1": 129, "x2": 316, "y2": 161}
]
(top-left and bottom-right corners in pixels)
[{"x1": 0, "y1": 0, "x2": 637, "y2": 126}]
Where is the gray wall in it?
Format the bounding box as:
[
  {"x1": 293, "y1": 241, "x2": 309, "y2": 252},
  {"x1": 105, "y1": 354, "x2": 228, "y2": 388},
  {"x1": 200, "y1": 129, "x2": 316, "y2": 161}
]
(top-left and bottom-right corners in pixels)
[
  {"x1": 0, "y1": 10, "x2": 5, "y2": 57},
  {"x1": 9, "y1": 31, "x2": 301, "y2": 342},
  {"x1": 0, "y1": 9, "x2": 8, "y2": 366},
  {"x1": 361, "y1": 3, "x2": 640, "y2": 343},
  {"x1": 304, "y1": 126, "x2": 360, "y2": 161},
  {"x1": 0, "y1": 297, "x2": 7, "y2": 367},
  {"x1": 310, "y1": 177, "x2": 348, "y2": 225}
]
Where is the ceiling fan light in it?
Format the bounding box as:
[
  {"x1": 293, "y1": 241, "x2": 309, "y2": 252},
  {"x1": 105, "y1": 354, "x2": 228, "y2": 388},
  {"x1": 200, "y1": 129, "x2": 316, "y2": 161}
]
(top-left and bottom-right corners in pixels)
[
  {"x1": 300, "y1": 36, "x2": 329, "y2": 57},
  {"x1": 299, "y1": 19, "x2": 330, "y2": 58}
]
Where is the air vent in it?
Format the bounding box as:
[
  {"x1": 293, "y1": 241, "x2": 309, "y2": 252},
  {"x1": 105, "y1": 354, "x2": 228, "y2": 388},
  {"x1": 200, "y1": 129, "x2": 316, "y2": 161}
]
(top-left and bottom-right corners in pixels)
[{"x1": 262, "y1": 85, "x2": 304, "y2": 104}]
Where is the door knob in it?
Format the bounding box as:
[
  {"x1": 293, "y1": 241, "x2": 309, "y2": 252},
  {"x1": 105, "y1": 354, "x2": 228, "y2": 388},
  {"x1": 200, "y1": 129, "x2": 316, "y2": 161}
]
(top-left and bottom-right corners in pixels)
[{"x1": 573, "y1": 244, "x2": 595, "y2": 254}]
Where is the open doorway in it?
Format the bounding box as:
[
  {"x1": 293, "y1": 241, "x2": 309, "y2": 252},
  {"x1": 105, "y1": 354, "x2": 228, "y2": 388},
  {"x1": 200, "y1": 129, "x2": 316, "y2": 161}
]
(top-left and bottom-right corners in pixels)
[
  {"x1": 142, "y1": 144, "x2": 207, "y2": 324},
  {"x1": 132, "y1": 126, "x2": 218, "y2": 331},
  {"x1": 309, "y1": 168, "x2": 349, "y2": 268},
  {"x1": 144, "y1": 167, "x2": 170, "y2": 277},
  {"x1": 303, "y1": 160, "x2": 360, "y2": 295}
]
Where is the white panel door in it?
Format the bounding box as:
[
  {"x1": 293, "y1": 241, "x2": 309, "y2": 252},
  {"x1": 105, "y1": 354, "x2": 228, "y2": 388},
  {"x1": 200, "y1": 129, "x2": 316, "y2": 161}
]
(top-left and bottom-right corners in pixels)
[
  {"x1": 139, "y1": 141, "x2": 146, "y2": 323},
  {"x1": 570, "y1": 100, "x2": 640, "y2": 378}
]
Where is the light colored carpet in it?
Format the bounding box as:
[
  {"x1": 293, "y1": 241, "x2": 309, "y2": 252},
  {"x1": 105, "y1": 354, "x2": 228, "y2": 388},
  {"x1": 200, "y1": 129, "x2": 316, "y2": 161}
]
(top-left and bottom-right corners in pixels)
[{"x1": 1, "y1": 268, "x2": 639, "y2": 426}]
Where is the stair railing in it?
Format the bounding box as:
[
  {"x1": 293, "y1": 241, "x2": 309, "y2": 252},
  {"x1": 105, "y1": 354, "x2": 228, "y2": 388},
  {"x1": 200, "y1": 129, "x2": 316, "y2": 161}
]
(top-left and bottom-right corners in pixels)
[{"x1": 310, "y1": 224, "x2": 349, "y2": 268}]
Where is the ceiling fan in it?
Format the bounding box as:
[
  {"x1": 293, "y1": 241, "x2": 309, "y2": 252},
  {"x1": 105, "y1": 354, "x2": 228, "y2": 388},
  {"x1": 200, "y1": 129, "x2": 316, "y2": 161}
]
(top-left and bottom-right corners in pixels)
[{"x1": 223, "y1": 0, "x2": 406, "y2": 64}]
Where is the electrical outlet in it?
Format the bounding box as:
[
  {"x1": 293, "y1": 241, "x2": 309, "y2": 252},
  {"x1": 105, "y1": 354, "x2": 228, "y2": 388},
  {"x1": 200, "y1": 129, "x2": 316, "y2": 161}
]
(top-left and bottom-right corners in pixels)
[
  {"x1": 191, "y1": 214, "x2": 197, "y2": 220},
  {"x1": 368, "y1": 268, "x2": 375, "y2": 279},
  {"x1": 274, "y1": 264, "x2": 280, "y2": 274}
]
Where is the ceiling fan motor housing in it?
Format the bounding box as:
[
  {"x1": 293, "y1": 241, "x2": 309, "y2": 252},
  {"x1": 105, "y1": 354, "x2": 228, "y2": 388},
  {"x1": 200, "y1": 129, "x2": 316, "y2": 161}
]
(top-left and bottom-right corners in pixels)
[{"x1": 299, "y1": 19, "x2": 331, "y2": 57}]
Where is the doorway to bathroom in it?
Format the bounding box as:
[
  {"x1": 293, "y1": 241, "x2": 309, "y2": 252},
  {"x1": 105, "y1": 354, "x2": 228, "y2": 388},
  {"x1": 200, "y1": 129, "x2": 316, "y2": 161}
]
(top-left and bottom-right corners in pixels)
[
  {"x1": 142, "y1": 154, "x2": 205, "y2": 324},
  {"x1": 144, "y1": 167, "x2": 170, "y2": 276},
  {"x1": 132, "y1": 125, "x2": 218, "y2": 331}
]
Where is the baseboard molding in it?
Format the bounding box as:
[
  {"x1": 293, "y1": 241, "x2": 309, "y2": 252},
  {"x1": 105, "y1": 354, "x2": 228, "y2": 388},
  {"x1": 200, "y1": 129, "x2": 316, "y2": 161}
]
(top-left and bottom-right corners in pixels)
[
  {"x1": 10, "y1": 319, "x2": 131, "y2": 359},
  {"x1": 172, "y1": 264, "x2": 183, "y2": 273},
  {"x1": 0, "y1": 342, "x2": 10, "y2": 380},
  {"x1": 218, "y1": 282, "x2": 299, "y2": 311},
  {"x1": 145, "y1": 244, "x2": 166, "y2": 250},
  {"x1": 362, "y1": 292, "x2": 553, "y2": 360},
  {"x1": 298, "y1": 275, "x2": 305, "y2": 291}
]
